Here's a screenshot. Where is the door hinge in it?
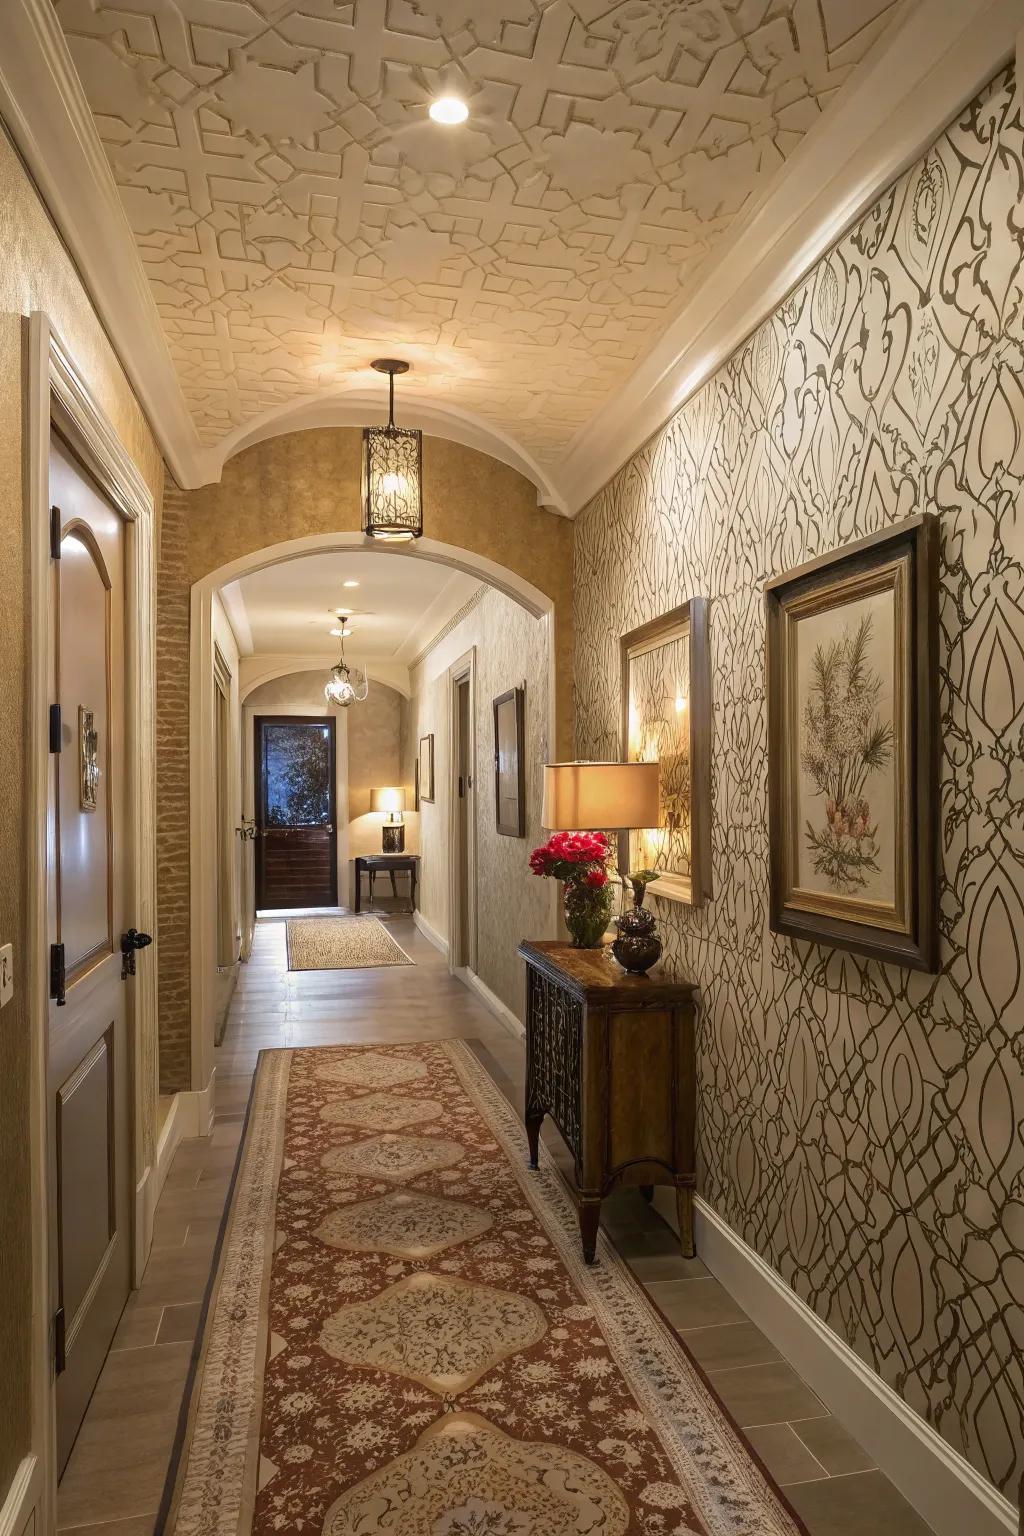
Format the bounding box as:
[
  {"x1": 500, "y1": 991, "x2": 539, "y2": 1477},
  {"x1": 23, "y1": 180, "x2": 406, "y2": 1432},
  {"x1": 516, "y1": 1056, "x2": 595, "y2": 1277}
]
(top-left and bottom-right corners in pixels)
[
  {"x1": 458, "y1": 775, "x2": 465, "y2": 798},
  {"x1": 50, "y1": 942, "x2": 66, "y2": 1007},
  {"x1": 50, "y1": 505, "x2": 62, "y2": 560},
  {"x1": 53, "y1": 1306, "x2": 66, "y2": 1375},
  {"x1": 49, "y1": 703, "x2": 62, "y2": 754}
]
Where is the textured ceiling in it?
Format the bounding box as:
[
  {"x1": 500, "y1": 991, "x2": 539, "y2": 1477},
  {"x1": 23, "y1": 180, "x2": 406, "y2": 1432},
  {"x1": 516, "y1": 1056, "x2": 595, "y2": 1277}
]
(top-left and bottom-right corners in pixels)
[{"x1": 53, "y1": 0, "x2": 903, "y2": 468}]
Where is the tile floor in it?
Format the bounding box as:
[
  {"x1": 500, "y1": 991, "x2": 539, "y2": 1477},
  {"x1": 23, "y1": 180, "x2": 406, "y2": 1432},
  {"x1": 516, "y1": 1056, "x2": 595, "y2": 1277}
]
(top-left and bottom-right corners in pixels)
[{"x1": 57, "y1": 916, "x2": 936, "y2": 1536}]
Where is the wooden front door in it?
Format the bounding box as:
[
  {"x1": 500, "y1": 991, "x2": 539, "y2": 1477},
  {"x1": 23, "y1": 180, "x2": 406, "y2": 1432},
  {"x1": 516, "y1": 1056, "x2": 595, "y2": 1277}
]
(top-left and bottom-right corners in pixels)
[
  {"x1": 255, "y1": 716, "x2": 338, "y2": 909},
  {"x1": 48, "y1": 434, "x2": 134, "y2": 1474}
]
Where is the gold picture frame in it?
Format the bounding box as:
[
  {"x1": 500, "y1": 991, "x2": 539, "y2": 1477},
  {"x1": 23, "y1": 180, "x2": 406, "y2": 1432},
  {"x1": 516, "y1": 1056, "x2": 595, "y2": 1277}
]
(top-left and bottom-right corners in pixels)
[
  {"x1": 619, "y1": 599, "x2": 712, "y2": 905},
  {"x1": 417, "y1": 734, "x2": 434, "y2": 804},
  {"x1": 765, "y1": 513, "x2": 939, "y2": 971}
]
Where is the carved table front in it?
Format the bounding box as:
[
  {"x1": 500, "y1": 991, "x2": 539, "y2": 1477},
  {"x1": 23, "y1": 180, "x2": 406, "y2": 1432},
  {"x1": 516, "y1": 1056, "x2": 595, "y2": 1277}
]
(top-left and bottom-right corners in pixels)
[{"x1": 518, "y1": 940, "x2": 699, "y2": 1265}]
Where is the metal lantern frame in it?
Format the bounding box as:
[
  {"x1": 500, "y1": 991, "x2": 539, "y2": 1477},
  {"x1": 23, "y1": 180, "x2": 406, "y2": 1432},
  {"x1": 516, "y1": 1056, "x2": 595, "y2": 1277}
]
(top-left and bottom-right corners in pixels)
[
  {"x1": 324, "y1": 631, "x2": 369, "y2": 708},
  {"x1": 362, "y1": 358, "x2": 423, "y2": 541}
]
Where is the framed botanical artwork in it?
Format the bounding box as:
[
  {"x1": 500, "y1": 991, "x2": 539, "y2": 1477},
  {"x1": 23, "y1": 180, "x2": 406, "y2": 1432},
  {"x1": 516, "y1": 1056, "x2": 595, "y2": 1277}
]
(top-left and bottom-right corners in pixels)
[
  {"x1": 765, "y1": 512, "x2": 939, "y2": 971},
  {"x1": 493, "y1": 686, "x2": 526, "y2": 837},
  {"x1": 619, "y1": 599, "x2": 712, "y2": 904},
  {"x1": 79, "y1": 705, "x2": 99, "y2": 812},
  {"x1": 418, "y1": 733, "x2": 434, "y2": 804}
]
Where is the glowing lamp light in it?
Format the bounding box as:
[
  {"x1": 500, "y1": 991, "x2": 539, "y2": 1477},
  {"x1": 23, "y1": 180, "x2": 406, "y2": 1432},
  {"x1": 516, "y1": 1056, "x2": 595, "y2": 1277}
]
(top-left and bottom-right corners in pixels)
[
  {"x1": 429, "y1": 96, "x2": 469, "y2": 125},
  {"x1": 324, "y1": 631, "x2": 368, "y2": 708},
  {"x1": 362, "y1": 359, "x2": 423, "y2": 542},
  {"x1": 371, "y1": 785, "x2": 407, "y2": 852}
]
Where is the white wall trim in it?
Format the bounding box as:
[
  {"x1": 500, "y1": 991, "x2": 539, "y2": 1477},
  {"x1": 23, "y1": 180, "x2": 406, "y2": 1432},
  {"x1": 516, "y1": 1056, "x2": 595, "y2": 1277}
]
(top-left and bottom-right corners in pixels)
[
  {"x1": 413, "y1": 909, "x2": 449, "y2": 959},
  {"x1": 652, "y1": 1194, "x2": 1016, "y2": 1536},
  {"x1": 0, "y1": 1457, "x2": 40, "y2": 1536},
  {"x1": 174, "y1": 1075, "x2": 217, "y2": 1140},
  {"x1": 134, "y1": 1091, "x2": 187, "y2": 1275},
  {"x1": 457, "y1": 966, "x2": 525, "y2": 1040}
]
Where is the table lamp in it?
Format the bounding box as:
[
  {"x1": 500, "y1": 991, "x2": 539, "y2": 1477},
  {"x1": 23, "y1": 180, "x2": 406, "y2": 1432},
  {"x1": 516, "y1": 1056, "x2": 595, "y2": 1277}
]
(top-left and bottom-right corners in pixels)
[
  {"x1": 371, "y1": 786, "x2": 406, "y2": 852},
  {"x1": 542, "y1": 761, "x2": 664, "y2": 973}
]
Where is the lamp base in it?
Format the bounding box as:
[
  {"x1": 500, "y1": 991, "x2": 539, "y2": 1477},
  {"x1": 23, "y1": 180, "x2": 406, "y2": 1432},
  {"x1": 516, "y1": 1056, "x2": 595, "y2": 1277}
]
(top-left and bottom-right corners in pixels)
[{"x1": 382, "y1": 823, "x2": 406, "y2": 854}]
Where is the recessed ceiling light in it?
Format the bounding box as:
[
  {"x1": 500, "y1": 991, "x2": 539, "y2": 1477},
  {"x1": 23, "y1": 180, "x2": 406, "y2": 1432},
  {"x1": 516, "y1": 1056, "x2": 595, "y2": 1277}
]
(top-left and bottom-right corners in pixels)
[
  {"x1": 429, "y1": 95, "x2": 469, "y2": 126},
  {"x1": 342, "y1": 580, "x2": 359, "y2": 588},
  {"x1": 333, "y1": 607, "x2": 353, "y2": 616}
]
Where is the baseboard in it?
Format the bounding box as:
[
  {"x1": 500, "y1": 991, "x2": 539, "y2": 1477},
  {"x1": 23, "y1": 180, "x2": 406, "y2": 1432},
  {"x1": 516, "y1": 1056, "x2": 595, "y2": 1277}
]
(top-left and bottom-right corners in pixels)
[
  {"x1": 175, "y1": 1071, "x2": 217, "y2": 1139},
  {"x1": 652, "y1": 1191, "x2": 1016, "y2": 1536},
  {"x1": 413, "y1": 909, "x2": 448, "y2": 958},
  {"x1": 134, "y1": 1089, "x2": 189, "y2": 1277},
  {"x1": 458, "y1": 966, "x2": 525, "y2": 1040},
  {"x1": 0, "y1": 1457, "x2": 40, "y2": 1536}
]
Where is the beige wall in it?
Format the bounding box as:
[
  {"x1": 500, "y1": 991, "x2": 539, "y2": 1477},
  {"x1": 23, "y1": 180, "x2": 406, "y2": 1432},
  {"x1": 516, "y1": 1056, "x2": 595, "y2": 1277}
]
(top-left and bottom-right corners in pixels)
[
  {"x1": 574, "y1": 66, "x2": 1024, "y2": 1498},
  {"x1": 158, "y1": 432, "x2": 572, "y2": 1089},
  {"x1": 0, "y1": 122, "x2": 164, "y2": 1495},
  {"x1": 402, "y1": 586, "x2": 555, "y2": 1021}
]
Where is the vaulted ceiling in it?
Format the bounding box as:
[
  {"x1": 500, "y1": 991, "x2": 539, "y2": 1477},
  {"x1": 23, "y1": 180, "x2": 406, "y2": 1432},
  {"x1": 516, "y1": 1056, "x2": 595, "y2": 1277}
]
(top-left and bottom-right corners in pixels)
[{"x1": 51, "y1": 0, "x2": 905, "y2": 497}]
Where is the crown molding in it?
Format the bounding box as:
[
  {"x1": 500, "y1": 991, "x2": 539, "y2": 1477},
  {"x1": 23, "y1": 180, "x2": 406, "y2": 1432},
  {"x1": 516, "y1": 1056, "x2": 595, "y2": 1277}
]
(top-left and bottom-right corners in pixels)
[{"x1": 557, "y1": 0, "x2": 1021, "y2": 514}]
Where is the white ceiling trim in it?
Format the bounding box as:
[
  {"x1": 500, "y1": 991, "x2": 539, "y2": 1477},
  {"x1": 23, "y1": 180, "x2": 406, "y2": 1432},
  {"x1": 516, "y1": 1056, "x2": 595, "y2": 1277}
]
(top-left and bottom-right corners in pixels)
[
  {"x1": 0, "y1": 0, "x2": 1017, "y2": 516},
  {"x1": 239, "y1": 653, "x2": 410, "y2": 704},
  {"x1": 218, "y1": 580, "x2": 254, "y2": 657},
  {"x1": 560, "y1": 0, "x2": 1021, "y2": 512}
]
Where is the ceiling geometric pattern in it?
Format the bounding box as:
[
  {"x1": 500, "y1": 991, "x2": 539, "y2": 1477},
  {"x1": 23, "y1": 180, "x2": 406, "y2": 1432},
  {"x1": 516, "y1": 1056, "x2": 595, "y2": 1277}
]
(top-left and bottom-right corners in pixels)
[{"x1": 53, "y1": 0, "x2": 902, "y2": 467}]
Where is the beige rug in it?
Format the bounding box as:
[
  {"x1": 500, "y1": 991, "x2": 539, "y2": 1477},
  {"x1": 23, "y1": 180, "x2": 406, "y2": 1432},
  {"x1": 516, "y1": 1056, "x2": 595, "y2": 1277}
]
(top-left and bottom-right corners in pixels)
[
  {"x1": 159, "y1": 1041, "x2": 808, "y2": 1536},
  {"x1": 286, "y1": 915, "x2": 413, "y2": 971}
]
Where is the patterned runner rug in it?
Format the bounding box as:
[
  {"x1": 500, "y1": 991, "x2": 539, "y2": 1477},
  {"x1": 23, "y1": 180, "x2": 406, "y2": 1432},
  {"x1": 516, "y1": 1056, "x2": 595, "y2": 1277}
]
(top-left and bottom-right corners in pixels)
[
  {"x1": 286, "y1": 916, "x2": 413, "y2": 971},
  {"x1": 161, "y1": 1043, "x2": 807, "y2": 1536}
]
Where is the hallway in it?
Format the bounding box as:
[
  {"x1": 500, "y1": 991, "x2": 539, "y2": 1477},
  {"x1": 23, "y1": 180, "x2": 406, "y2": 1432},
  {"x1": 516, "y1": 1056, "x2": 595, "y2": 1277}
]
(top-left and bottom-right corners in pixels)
[{"x1": 58, "y1": 922, "x2": 932, "y2": 1536}]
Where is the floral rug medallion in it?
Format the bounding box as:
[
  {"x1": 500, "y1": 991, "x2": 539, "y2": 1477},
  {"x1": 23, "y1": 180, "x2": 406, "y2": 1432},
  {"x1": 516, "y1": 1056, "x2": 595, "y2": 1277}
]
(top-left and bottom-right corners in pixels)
[{"x1": 161, "y1": 1043, "x2": 806, "y2": 1536}]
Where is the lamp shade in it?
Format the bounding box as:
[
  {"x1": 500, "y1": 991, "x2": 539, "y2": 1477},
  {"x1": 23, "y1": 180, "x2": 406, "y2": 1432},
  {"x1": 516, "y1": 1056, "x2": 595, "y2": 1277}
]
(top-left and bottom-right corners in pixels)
[
  {"x1": 371, "y1": 786, "x2": 406, "y2": 816},
  {"x1": 542, "y1": 762, "x2": 659, "y2": 831}
]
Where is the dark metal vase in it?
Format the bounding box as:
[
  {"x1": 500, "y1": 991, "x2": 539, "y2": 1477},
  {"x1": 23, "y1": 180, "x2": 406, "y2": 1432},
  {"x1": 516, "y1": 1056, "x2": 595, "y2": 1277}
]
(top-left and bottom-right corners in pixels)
[{"x1": 612, "y1": 878, "x2": 662, "y2": 975}]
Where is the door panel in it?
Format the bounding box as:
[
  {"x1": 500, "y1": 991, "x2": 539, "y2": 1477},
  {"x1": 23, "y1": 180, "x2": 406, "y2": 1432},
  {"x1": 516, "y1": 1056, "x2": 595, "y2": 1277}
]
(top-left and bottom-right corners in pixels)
[
  {"x1": 49, "y1": 433, "x2": 131, "y2": 1476},
  {"x1": 255, "y1": 716, "x2": 337, "y2": 909}
]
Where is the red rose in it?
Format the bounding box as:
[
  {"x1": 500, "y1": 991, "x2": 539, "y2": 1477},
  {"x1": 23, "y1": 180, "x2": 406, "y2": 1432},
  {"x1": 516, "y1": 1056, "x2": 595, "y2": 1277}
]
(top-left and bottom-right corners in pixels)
[{"x1": 585, "y1": 869, "x2": 608, "y2": 888}]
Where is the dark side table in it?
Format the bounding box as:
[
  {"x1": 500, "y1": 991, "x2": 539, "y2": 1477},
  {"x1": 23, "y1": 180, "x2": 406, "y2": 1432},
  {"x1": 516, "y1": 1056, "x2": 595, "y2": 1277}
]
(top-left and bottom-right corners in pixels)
[
  {"x1": 353, "y1": 854, "x2": 419, "y2": 914},
  {"x1": 518, "y1": 939, "x2": 698, "y2": 1264}
]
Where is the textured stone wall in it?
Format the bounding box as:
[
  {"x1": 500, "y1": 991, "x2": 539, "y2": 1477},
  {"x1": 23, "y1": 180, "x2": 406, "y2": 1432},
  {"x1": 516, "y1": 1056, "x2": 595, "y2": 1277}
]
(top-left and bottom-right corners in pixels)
[
  {"x1": 574, "y1": 69, "x2": 1024, "y2": 1498},
  {"x1": 156, "y1": 430, "x2": 572, "y2": 1088},
  {"x1": 0, "y1": 121, "x2": 164, "y2": 1492}
]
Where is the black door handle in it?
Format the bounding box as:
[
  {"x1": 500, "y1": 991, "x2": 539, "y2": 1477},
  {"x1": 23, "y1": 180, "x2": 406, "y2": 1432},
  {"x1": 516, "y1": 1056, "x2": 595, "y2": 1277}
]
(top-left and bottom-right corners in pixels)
[{"x1": 120, "y1": 928, "x2": 153, "y2": 979}]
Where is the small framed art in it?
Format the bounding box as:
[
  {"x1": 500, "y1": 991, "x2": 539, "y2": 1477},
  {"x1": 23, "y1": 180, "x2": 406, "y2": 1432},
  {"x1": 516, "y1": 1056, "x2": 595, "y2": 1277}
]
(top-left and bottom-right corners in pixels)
[
  {"x1": 493, "y1": 686, "x2": 526, "y2": 837},
  {"x1": 619, "y1": 598, "x2": 712, "y2": 904},
  {"x1": 765, "y1": 512, "x2": 939, "y2": 971},
  {"x1": 418, "y1": 733, "x2": 435, "y2": 804}
]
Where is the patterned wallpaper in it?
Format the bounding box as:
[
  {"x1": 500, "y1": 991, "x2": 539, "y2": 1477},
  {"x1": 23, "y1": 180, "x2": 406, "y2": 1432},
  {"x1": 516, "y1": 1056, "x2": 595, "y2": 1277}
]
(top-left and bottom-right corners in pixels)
[
  {"x1": 574, "y1": 69, "x2": 1024, "y2": 1498},
  {"x1": 403, "y1": 586, "x2": 553, "y2": 1021}
]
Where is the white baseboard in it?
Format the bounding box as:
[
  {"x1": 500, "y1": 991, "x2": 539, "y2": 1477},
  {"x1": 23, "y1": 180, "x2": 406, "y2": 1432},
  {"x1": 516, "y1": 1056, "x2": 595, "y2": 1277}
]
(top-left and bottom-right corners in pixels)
[
  {"x1": 413, "y1": 909, "x2": 448, "y2": 958},
  {"x1": 175, "y1": 1071, "x2": 217, "y2": 1139},
  {"x1": 0, "y1": 1457, "x2": 40, "y2": 1536},
  {"x1": 651, "y1": 1190, "x2": 1016, "y2": 1536},
  {"x1": 457, "y1": 966, "x2": 525, "y2": 1040}
]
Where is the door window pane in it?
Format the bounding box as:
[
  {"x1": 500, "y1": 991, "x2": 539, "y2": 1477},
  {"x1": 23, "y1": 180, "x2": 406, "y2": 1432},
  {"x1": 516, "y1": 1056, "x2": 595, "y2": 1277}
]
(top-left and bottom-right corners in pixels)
[{"x1": 263, "y1": 723, "x2": 331, "y2": 826}]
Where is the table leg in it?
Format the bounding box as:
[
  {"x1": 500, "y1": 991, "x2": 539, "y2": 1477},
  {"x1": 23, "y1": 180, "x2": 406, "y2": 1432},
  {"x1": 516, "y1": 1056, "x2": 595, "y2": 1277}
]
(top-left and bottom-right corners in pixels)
[
  {"x1": 676, "y1": 1183, "x2": 695, "y2": 1259},
  {"x1": 579, "y1": 1198, "x2": 601, "y2": 1265},
  {"x1": 390, "y1": 871, "x2": 398, "y2": 899},
  {"x1": 525, "y1": 1106, "x2": 544, "y2": 1170},
  {"x1": 355, "y1": 866, "x2": 362, "y2": 914},
  {"x1": 410, "y1": 866, "x2": 417, "y2": 911}
]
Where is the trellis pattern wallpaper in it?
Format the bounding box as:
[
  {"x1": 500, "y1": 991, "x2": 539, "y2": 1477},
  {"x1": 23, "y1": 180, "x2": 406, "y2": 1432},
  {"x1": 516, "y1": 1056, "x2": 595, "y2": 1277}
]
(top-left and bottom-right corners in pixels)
[{"x1": 574, "y1": 68, "x2": 1024, "y2": 1498}]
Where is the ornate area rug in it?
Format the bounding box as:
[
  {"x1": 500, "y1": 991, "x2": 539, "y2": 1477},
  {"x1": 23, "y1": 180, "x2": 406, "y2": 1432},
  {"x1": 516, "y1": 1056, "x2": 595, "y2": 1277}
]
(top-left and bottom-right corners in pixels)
[
  {"x1": 285, "y1": 916, "x2": 413, "y2": 971},
  {"x1": 161, "y1": 1043, "x2": 806, "y2": 1536}
]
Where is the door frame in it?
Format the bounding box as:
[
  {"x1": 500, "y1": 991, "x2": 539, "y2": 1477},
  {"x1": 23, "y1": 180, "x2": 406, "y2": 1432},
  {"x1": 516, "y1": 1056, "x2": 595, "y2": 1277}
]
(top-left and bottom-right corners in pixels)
[
  {"x1": 253, "y1": 713, "x2": 339, "y2": 910},
  {"x1": 447, "y1": 649, "x2": 477, "y2": 976},
  {"x1": 26, "y1": 315, "x2": 158, "y2": 1529}
]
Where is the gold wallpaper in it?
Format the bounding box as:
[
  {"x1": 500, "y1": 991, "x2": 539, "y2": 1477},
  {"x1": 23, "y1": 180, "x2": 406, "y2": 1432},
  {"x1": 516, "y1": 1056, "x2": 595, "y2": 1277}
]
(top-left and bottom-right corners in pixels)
[{"x1": 574, "y1": 69, "x2": 1024, "y2": 1498}]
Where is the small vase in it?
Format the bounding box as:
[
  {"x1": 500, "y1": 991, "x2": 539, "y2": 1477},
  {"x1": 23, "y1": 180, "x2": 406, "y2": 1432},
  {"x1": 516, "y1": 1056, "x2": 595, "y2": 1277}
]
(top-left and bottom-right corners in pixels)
[
  {"x1": 563, "y1": 879, "x2": 613, "y2": 948},
  {"x1": 612, "y1": 877, "x2": 662, "y2": 975}
]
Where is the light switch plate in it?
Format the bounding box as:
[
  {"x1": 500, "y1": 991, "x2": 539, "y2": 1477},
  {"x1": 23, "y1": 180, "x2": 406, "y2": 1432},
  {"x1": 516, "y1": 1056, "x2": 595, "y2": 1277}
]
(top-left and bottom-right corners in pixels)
[{"x1": 0, "y1": 944, "x2": 12, "y2": 1008}]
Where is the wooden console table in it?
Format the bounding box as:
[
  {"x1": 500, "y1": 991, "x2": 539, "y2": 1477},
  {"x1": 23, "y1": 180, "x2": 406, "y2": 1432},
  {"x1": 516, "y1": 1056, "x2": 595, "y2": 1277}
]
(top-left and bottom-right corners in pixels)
[
  {"x1": 353, "y1": 854, "x2": 419, "y2": 914},
  {"x1": 518, "y1": 939, "x2": 698, "y2": 1265}
]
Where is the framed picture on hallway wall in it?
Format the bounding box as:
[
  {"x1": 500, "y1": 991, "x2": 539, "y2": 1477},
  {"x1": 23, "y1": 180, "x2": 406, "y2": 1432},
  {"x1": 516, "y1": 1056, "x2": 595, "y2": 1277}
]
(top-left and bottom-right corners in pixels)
[
  {"x1": 493, "y1": 685, "x2": 526, "y2": 837},
  {"x1": 418, "y1": 734, "x2": 434, "y2": 803},
  {"x1": 765, "y1": 513, "x2": 939, "y2": 971},
  {"x1": 620, "y1": 599, "x2": 712, "y2": 905}
]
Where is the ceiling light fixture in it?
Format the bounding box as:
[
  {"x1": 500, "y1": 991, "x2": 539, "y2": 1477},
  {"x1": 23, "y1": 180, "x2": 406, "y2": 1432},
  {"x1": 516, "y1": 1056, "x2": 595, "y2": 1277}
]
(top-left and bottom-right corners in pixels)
[
  {"x1": 329, "y1": 626, "x2": 353, "y2": 638},
  {"x1": 342, "y1": 580, "x2": 359, "y2": 588},
  {"x1": 324, "y1": 629, "x2": 368, "y2": 708},
  {"x1": 429, "y1": 95, "x2": 468, "y2": 125},
  {"x1": 363, "y1": 358, "x2": 423, "y2": 542}
]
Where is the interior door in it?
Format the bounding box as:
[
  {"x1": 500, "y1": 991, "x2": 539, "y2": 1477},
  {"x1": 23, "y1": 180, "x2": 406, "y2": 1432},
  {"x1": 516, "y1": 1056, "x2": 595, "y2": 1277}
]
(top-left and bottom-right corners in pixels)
[
  {"x1": 48, "y1": 434, "x2": 133, "y2": 1474},
  {"x1": 255, "y1": 716, "x2": 337, "y2": 909},
  {"x1": 456, "y1": 677, "x2": 472, "y2": 965}
]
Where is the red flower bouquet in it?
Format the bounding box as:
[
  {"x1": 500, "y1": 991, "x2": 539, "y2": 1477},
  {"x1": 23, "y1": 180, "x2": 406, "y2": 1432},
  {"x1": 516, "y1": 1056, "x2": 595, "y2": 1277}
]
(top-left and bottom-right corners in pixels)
[{"x1": 529, "y1": 830, "x2": 615, "y2": 948}]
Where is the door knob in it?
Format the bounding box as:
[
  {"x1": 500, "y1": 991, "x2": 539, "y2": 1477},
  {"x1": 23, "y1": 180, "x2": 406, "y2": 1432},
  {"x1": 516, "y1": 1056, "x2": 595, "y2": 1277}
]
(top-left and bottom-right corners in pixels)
[{"x1": 120, "y1": 928, "x2": 153, "y2": 980}]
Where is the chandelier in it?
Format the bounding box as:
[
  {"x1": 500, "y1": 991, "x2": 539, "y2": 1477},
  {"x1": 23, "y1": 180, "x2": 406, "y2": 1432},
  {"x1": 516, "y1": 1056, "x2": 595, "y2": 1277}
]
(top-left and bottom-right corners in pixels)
[
  {"x1": 324, "y1": 631, "x2": 368, "y2": 708},
  {"x1": 362, "y1": 358, "x2": 423, "y2": 541}
]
